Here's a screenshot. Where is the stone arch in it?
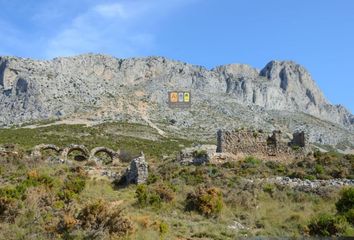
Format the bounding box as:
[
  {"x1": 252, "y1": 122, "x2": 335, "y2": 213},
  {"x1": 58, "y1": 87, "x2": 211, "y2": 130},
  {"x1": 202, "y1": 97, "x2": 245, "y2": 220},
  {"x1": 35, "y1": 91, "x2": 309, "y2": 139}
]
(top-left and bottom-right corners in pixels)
[
  {"x1": 31, "y1": 144, "x2": 61, "y2": 158},
  {"x1": 89, "y1": 147, "x2": 119, "y2": 165},
  {"x1": 61, "y1": 144, "x2": 89, "y2": 162}
]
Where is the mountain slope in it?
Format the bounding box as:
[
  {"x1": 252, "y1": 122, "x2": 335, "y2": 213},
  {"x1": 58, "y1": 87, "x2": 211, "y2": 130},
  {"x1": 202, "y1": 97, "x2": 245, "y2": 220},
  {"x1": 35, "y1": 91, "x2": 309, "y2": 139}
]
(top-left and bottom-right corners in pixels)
[{"x1": 0, "y1": 54, "x2": 353, "y2": 147}]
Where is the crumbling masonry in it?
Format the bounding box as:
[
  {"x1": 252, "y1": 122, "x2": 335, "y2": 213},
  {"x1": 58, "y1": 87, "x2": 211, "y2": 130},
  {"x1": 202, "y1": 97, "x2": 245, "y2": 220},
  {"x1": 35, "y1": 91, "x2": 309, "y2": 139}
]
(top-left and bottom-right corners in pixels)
[{"x1": 216, "y1": 129, "x2": 309, "y2": 161}]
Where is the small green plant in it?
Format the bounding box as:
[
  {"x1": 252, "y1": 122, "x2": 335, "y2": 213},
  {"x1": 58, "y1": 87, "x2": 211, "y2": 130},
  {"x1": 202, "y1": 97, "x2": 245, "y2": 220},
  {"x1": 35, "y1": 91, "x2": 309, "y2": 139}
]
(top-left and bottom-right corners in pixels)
[
  {"x1": 314, "y1": 164, "x2": 325, "y2": 175},
  {"x1": 57, "y1": 173, "x2": 86, "y2": 203},
  {"x1": 291, "y1": 145, "x2": 300, "y2": 151},
  {"x1": 344, "y1": 208, "x2": 354, "y2": 225},
  {"x1": 135, "y1": 185, "x2": 149, "y2": 207},
  {"x1": 308, "y1": 213, "x2": 347, "y2": 236},
  {"x1": 336, "y1": 187, "x2": 354, "y2": 224},
  {"x1": 159, "y1": 221, "x2": 169, "y2": 236},
  {"x1": 244, "y1": 156, "x2": 261, "y2": 165},
  {"x1": 263, "y1": 183, "x2": 275, "y2": 195},
  {"x1": 336, "y1": 187, "x2": 354, "y2": 214},
  {"x1": 193, "y1": 150, "x2": 208, "y2": 158}
]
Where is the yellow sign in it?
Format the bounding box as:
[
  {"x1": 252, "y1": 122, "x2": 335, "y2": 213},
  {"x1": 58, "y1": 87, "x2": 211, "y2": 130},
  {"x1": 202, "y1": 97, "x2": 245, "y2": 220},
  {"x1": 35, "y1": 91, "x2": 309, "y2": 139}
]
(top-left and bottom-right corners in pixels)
[{"x1": 184, "y1": 92, "x2": 190, "y2": 102}]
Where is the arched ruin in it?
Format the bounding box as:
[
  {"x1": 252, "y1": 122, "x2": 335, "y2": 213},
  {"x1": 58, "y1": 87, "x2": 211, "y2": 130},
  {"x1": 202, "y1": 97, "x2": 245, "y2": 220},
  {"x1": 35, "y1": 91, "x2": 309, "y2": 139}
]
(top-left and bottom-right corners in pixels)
[
  {"x1": 31, "y1": 144, "x2": 61, "y2": 158},
  {"x1": 89, "y1": 147, "x2": 120, "y2": 165},
  {"x1": 60, "y1": 144, "x2": 90, "y2": 162}
]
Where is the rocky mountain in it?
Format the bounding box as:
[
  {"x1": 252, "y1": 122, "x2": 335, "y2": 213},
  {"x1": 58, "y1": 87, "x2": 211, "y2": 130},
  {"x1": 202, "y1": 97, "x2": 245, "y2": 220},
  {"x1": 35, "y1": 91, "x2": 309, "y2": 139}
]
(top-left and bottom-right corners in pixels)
[{"x1": 0, "y1": 54, "x2": 353, "y2": 148}]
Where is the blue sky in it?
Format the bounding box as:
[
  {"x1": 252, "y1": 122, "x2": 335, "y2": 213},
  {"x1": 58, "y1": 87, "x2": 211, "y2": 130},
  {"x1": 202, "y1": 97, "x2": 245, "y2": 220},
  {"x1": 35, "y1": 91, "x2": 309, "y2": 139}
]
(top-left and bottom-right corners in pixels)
[{"x1": 0, "y1": 0, "x2": 353, "y2": 113}]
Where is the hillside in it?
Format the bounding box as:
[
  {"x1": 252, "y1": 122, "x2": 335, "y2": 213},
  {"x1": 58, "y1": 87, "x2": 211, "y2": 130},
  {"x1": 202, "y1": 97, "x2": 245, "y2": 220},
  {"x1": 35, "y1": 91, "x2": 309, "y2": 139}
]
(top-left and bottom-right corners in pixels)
[
  {"x1": 0, "y1": 54, "x2": 353, "y2": 150},
  {"x1": 0, "y1": 122, "x2": 354, "y2": 239}
]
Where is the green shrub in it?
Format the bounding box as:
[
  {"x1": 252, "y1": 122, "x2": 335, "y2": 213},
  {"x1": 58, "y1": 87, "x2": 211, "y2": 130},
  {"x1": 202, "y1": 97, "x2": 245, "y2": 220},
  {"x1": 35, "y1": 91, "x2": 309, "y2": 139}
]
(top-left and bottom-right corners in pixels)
[
  {"x1": 135, "y1": 183, "x2": 174, "y2": 208},
  {"x1": 146, "y1": 173, "x2": 159, "y2": 184},
  {"x1": 180, "y1": 168, "x2": 206, "y2": 185},
  {"x1": 186, "y1": 186, "x2": 223, "y2": 217},
  {"x1": 304, "y1": 175, "x2": 316, "y2": 181},
  {"x1": 193, "y1": 150, "x2": 208, "y2": 158},
  {"x1": 244, "y1": 156, "x2": 261, "y2": 165},
  {"x1": 58, "y1": 174, "x2": 86, "y2": 203},
  {"x1": 308, "y1": 213, "x2": 347, "y2": 236},
  {"x1": 336, "y1": 187, "x2": 354, "y2": 214},
  {"x1": 344, "y1": 208, "x2": 354, "y2": 225},
  {"x1": 135, "y1": 185, "x2": 149, "y2": 207},
  {"x1": 0, "y1": 197, "x2": 19, "y2": 223},
  {"x1": 291, "y1": 145, "x2": 300, "y2": 151},
  {"x1": 77, "y1": 199, "x2": 133, "y2": 237},
  {"x1": 314, "y1": 164, "x2": 325, "y2": 175},
  {"x1": 263, "y1": 183, "x2": 275, "y2": 195},
  {"x1": 159, "y1": 221, "x2": 169, "y2": 235},
  {"x1": 344, "y1": 154, "x2": 354, "y2": 161},
  {"x1": 265, "y1": 161, "x2": 287, "y2": 174},
  {"x1": 153, "y1": 183, "x2": 175, "y2": 203}
]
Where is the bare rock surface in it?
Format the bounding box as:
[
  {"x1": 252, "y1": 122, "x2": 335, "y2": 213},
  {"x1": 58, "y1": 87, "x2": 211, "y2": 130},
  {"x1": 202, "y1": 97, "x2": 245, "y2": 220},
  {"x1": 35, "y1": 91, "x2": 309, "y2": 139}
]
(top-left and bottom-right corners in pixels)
[{"x1": 0, "y1": 54, "x2": 353, "y2": 147}]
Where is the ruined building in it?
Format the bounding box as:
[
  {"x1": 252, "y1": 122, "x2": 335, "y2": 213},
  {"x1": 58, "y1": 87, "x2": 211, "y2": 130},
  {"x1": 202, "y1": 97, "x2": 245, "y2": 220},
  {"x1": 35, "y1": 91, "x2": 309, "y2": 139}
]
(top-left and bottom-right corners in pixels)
[{"x1": 216, "y1": 129, "x2": 309, "y2": 161}]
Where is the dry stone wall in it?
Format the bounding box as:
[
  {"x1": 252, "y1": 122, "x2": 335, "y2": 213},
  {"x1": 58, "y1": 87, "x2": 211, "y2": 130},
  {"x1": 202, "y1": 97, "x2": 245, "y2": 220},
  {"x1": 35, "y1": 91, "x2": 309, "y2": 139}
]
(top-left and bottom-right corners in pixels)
[{"x1": 217, "y1": 129, "x2": 309, "y2": 161}]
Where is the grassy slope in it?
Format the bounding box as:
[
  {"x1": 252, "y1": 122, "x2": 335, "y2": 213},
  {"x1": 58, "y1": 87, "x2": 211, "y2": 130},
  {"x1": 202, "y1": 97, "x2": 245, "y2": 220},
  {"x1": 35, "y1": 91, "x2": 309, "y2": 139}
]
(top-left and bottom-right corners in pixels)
[{"x1": 0, "y1": 122, "x2": 353, "y2": 239}]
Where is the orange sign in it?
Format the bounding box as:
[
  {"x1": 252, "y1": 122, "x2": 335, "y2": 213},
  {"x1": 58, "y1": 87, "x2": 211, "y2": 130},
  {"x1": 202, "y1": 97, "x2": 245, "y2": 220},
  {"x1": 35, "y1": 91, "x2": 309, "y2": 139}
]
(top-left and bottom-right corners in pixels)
[{"x1": 170, "y1": 92, "x2": 178, "y2": 103}]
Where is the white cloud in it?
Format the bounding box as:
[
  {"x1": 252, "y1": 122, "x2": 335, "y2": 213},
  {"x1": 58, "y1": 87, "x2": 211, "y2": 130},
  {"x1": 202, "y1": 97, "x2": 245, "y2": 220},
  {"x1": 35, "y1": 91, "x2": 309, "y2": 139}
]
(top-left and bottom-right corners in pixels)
[
  {"x1": 44, "y1": 0, "x2": 195, "y2": 59},
  {"x1": 94, "y1": 3, "x2": 128, "y2": 19}
]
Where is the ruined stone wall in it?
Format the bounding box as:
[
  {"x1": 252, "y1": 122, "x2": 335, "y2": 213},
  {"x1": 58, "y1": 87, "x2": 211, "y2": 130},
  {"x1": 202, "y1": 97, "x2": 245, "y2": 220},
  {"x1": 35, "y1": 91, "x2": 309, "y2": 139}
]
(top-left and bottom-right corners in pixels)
[{"x1": 217, "y1": 129, "x2": 308, "y2": 161}]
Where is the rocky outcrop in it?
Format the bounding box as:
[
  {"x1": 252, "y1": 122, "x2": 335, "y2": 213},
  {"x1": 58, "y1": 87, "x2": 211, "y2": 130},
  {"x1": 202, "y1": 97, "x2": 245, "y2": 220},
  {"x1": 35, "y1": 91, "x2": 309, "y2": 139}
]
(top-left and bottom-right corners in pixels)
[
  {"x1": 0, "y1": 54, "x2": 353, "y2": 146},
  {"x1": 123, "y1": 152, "x2": 148, "y2": 184},
  {"x1": 252, "y1": 177, "x2": 354, "y2": 193}
]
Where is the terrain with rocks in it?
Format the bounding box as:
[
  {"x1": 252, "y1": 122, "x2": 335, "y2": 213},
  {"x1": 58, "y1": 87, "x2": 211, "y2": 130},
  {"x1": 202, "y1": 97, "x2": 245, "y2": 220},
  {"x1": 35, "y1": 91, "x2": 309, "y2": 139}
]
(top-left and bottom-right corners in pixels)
[
  {"x1": 1, "y1": 54, "x2": 354, "y2": 239},
  {"x1": 0, "y1": 54, "x2": 353, "y2": 150}
]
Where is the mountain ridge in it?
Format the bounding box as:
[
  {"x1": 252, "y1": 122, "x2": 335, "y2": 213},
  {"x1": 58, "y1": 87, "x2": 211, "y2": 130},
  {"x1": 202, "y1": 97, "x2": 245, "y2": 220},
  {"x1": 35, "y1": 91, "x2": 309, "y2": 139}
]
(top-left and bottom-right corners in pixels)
[{"x1": 0, "y1": 54, "x2": 353, "y2": 148}]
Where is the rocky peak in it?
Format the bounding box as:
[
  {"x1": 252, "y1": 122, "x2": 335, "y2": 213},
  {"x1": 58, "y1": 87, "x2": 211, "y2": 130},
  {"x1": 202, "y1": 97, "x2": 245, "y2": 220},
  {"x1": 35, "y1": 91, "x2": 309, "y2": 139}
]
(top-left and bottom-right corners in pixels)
[{"x1": 0, "y1": 54, "x2": 353, "y2": 147}]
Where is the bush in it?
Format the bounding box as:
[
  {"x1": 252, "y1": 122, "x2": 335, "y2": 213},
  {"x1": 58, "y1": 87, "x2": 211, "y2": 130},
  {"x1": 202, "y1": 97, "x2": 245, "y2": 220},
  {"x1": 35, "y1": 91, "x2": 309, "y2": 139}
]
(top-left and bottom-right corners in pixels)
[
  {"x1": 0, "y1": 197, "x2": 19, "y2": 223},
  {"x1": 135, "y1": 183, "x2": 174, "y2": 208},
  {"x1": 159, "y1": 221, "x2": 169, "y2": 235},
  {"x1": 314, "y1": 164, "x2": 324, "y2": 175},
  {"x1": 186, "y1": 186, "x2": 223, "y2": 217},
  {"x1": 308, "y1": 213, "x2": 347, "y2": 236},
  {"x1": 336, "y1": 187, "x2": 354, "y2": 214},
  {"x1": 263, "y1": 183, "x2": 275, "y2": 195},
  {"x1": 135, "y1": 185, "x2": 149, "y2": 207},
  {"x1": 58, "y1": 173, "x2": 86, "y2": 203},
  {"x1": 153, "y1": 183, "x2": 175, "y2": 203},
  {"x1": 244, "y1": 156, "x2": 261, "y2": 166},
  {"x1": 193, "y1": 150, "x2": 208, "y2": 159},
  {"x1": 344, "y1": 208, "x2": 354, "y2": 225},
  {"x1": 77, "y1": 200, "x2": 133, "y2": 237}
]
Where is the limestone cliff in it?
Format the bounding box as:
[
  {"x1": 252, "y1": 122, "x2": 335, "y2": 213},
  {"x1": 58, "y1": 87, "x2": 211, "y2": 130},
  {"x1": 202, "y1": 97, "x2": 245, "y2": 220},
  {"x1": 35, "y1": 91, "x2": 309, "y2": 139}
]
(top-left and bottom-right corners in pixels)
[{"x1": 0, "y1": 54, "x2": 353, "y2": 147}]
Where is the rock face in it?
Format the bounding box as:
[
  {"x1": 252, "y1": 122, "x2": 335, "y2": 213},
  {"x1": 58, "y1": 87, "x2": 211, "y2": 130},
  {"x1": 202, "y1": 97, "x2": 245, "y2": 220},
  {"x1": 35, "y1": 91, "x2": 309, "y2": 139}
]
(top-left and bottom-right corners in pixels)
[
  {"x1": 125, "y1": 153, "x2": 148, "y2": 184},
  {"x1": 0, "y1": 54, "x2": 353, "y2": 147}
]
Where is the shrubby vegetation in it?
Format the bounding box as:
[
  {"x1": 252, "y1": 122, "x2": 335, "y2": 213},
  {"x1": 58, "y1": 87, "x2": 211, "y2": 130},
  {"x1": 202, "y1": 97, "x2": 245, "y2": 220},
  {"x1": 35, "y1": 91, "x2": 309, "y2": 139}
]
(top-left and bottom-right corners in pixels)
[
  {"x1": 0, "y1": 123, "x2": 353, "y2": 239},
  {"x1": 185, "y1": 186, "x2": 223, "y2": 217}
]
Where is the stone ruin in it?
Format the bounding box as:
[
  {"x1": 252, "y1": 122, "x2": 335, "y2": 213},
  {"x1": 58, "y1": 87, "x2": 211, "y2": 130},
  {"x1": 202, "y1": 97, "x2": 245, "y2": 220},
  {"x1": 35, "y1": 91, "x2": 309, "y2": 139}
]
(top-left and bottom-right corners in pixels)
[
  {"x1": 30, "y1": 144, "x2": 148, "y2": 184},
  {"x1": 178, "y1": 145, "x2": 217, "y2": 165},
  {"x1": 31, "y1": 144, "x2": 120, "y2": 164},
  {"x1": 120, "y1": 152, "x2": 149, "y2": 185},
  {"x1": 216, "y1": 129, "x2": 309, "y2": 161}
]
